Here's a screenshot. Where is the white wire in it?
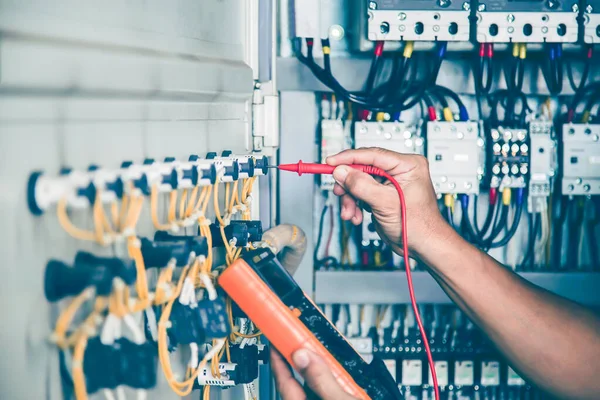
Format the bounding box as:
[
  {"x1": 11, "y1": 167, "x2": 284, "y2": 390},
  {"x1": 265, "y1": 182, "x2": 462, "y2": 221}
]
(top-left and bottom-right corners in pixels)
[
  {"x1": 199, "y1": 273, "x2": 217, "y2": 301},
  {"x1": 103, "y1": 389, "x2": 117, "y2": 400},
  {"x1": 116, "y1": 387, "x2": 126, "y2": 400},
  {"x1": 135, "y1": 390, "x2": 147, "y2": 400},
  {"x1": 123, "y1": 314, "x2": 145, "y2": 344}
]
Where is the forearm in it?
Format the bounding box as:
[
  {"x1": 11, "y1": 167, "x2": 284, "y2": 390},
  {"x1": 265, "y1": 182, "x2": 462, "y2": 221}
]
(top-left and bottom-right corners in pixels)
[{"x1": 416, "y1": 224, "x2": 600, "y2": 399}]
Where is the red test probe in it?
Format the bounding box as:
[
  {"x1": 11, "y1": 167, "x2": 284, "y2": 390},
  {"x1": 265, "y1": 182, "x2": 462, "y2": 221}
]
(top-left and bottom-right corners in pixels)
[{"x1": 273, "y1": 160, "x2": 441, "y2": 400}]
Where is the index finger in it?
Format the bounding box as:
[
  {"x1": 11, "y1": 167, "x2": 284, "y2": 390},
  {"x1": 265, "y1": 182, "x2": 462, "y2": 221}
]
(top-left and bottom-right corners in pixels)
[{"x1": 326, "y1": 147, "x2": 419, "y2": 175}]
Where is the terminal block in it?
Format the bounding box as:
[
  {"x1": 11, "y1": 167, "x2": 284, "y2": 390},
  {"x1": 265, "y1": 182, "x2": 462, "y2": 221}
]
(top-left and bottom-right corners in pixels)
[
  {"x1": 354, "y1": 121, "x2": 424, "y2": 155},
  {"x1": 584, "y1": 0, "x2": 600, "y2": 43},
  {"x1": 475, "y1": 0, "x2": 579, "y2": 43},
  {"x1": 490, "y1": 128, "x2": 529, "y2": 190},
  {"x1": 366, "y1": 0, "x2": 471, "y2": 42},
  {"x1": 320, "y1": 119, "x2": 349, "y2": 190},
  {"x1": 427, "y1": 121, "x2": 484, "y2": 195},
  {"x1": 562, "y1": 124, "x2": 600, "y2": 195},
  {"x1": 528, "y1": 121, "x2": 557, "y2": 206}
]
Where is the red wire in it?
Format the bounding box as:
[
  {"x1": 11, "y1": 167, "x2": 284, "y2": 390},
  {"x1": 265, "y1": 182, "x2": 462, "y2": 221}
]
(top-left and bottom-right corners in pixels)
[{"x1": 368, "y1": 167, "x2": 440, "y2": 400}]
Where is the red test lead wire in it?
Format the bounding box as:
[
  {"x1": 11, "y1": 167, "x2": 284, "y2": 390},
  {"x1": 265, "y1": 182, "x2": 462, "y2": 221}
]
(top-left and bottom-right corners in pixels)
[{"x1": 276, "y1": 161, "x2": 441, "y2": 400}]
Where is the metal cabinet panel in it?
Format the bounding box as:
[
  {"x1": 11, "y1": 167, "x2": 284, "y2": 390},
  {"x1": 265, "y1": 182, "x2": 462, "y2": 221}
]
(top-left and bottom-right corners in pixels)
[{"x1": 0, "y1": 2, "x2": 256, "y2": 399}]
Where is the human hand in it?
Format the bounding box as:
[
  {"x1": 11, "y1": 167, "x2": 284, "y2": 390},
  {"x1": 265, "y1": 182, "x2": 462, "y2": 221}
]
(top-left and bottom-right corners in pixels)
[
  {"x1": 327, "y1": 147, "x2": 448, "y2": 258},
  {"x1": 271, "y1": 348, "x2": 359, "y2": 400}
]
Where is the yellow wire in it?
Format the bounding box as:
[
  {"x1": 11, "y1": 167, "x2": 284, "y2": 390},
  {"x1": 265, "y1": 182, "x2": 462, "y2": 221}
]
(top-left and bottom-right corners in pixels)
[
  {"x1": 56, "y1": 198, "x2": 97, "y2": 242},
  {"x1": 150, "y1": 185, "x2": 173, "y2": 230},
  {"x1": 158, "y1": 265, "x2": 201, "y2": 395}
]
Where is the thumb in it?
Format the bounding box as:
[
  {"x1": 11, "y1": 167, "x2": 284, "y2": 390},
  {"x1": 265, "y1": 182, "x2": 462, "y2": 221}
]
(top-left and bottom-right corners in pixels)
[
  {"x1": 293, "y1": 349, "x2": 358, "y2": 400},
  {"x1": 333, "y1": 166, "x2": 388, "y2": 205}
]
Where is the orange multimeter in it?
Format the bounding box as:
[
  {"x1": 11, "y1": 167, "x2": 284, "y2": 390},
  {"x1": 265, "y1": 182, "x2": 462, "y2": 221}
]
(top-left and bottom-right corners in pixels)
[{"x1": 218, "y1": 249, "x2": 402, "y2": 400}]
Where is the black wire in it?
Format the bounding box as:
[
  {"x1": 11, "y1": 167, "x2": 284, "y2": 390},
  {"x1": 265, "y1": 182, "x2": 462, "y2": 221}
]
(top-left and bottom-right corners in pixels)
[
  {"x1": 365, "y1": 51, "x2": 382, "y2": 95},
  {"x1": 461, "y1": 200, "x2": 482, "y2": 246},
  {"x1": 586, "y1": 221, "x2": 599, "y2": 271},
  {"x1": 520, "y1": 213, "x2": 540, "y2": 271},
  {"x1": 550, "y1": 196, "x2": 566, "y2": 271},
  {"x1": 482, "y1": 204, "x2": 509, "y2": 250},
  {"x1": 314, "y1": 204, "x2": 336, "y2": 269},
  {"x1": 566, "y1": 47, "x2": 591, "y2": 93},
  {"x1": 293, "y1": 38, "x2": 438, "y2": 112},
  {"x1": 475, "y1": 199, "x2": 497, "y2": 238},
  {"x1": 566, "y1": 199, "x2": 583, "y2": 270},
  {"x1": 488, "y1": 202, "x2": 525, "y2": 249}
]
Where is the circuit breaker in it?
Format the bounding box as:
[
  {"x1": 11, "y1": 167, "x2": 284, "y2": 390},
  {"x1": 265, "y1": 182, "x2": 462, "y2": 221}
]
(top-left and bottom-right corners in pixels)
[
  {"x1": 320, "y1": 119, "x2": 350, "y2": 190},
  {"x1": 562, "y1": 124, "x2": 600, "y2": 195},
  {"x1": 475, "y1": 0, "x2": 579, "y2": 43},
  {"x1": 584, "y1": 0, "x2": 600, "y2": 43},
  {"x1": 366, "y1": 0, "x2": 471, "y2": 42},
  {"x1": 427, "y1": 121, "x2": 484, "y2": 195},
  {"x1": 354, "y1": 121, "x2": 424, "y2": 155},
  {"x1": 528, "y1": 120, "x2": 557, "y2": 206},
  {"x1": 490, "y1": 128, "x2": 529, "y2": 190}
]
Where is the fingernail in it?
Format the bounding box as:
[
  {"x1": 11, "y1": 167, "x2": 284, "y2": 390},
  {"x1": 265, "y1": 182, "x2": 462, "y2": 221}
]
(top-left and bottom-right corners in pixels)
[
  {"x1": 292, "y1": 349, "x2": 310, "y2": 369},
  {"x1": 333, "y1": 166, "x2": 349, "y2": 184},
  {"x1": 341, "y1": 205, "x2": 347, "y2": 217}
]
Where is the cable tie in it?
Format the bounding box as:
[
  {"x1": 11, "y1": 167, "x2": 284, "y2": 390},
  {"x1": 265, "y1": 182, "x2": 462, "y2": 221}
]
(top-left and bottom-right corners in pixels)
[
  {"x1": 169, "y1": 223, "x2": 180, "y2": 233},
  {"x1": 72, "y1": 361, "x2": 83, "y2": 369},
  {"x1": 122, "y1": 228, "x2": 136, "y2": 238}
]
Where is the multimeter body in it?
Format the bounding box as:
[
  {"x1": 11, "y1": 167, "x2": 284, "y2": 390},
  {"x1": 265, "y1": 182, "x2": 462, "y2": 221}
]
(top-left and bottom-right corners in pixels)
[{"x1": 218, "y1": 248, "x2": 402, "y2": 400}]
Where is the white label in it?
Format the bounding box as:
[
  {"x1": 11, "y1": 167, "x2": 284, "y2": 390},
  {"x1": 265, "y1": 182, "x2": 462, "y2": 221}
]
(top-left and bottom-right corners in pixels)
[
  {"x1": 384, "y1": 359, "x2": 397, "y2": 380},
  {"x1": 429, "y1": 360, "x2": 449, "y2": 387},
  {"x1": 481, "y1": 361, "x2": 501, "y2": 386},
  {"x1": 590, "y1": 156, "x2": 600, "y2": 164},
  {"x1": 507, "y1": 367, "x2": 525, "y2": 386},
  {"x1": 454, "y1": 360, "x2": 474, "y2": 386},
  {"x1": 402, "y1": 359, "x2": 423, "y2": 386},
  {"x1": 454, "y1": 154, "x2": 469, "y2": 162}
]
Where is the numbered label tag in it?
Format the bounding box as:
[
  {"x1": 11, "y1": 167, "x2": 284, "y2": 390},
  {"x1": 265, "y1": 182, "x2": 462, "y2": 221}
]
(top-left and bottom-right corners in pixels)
[
  {"x1": 454, "y1": 360, "x2": 474, "y2": 386},
  {"x1": 402, "y1": 359, "x2": 423, "y2": 386},
  {"x1": 507, "y1": 367, "x2": 526, "y2": 386},
  {"x1": 481, "y1": 361, "x2": 501, "y2": 386},
  {"x1": 429, "y1": 360, "x2": 449, "y2": 387}
]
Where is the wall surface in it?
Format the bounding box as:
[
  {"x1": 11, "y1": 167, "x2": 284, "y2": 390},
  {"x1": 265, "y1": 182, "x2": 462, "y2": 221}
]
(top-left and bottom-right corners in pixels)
[{"x1": 0, "y1": 1, "x2": 255, "y2": 399}]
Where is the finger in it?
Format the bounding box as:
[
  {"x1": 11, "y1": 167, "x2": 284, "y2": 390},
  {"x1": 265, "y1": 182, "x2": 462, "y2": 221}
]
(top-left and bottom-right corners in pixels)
[
  {"x1": 332, "y1": 166, "x2": 392, "y2": 207},
  {"x1": 326, "y1": 147, "x2": 420, "y2": 175},
  {"x1": 292, "y1": 349, "x2": 358, "y2": 400},
  {"x1": 341, "y1": 195, "x2": 357, "y2": 221},
  {"x1": 333, "y1": 183, "x2": 346, "y2": 196},
  {"x1": 351, "y1": 206, "x2": 363, "y2": 225},
  {"x1": 271, "y1": 349, "x2": 306, "y2": 400}
]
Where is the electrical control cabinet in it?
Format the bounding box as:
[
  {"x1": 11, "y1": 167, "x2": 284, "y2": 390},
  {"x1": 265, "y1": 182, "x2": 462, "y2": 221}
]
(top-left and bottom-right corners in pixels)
[
  {"x1": 490, "y1": 128, "x2": 529, "y2": 190},
  {"x1": 528, "y1": 120, "x2": 557, "y2": 201},
  {"x1": 366, "y1": 0, "x2": 471, "y2": 42},
  {"x1": 475, "y1": 0, "x2": 579, "y2": 43},
  {"x1": 584, "y1": 0, "x2": 600, "y2": 43},
  {"x1": 354, "y1": 121, "x2": 424, "y2": 155},
  {"x1": 562, "y1": 124, "x2": 600, "y2": 195},
  {"x1": 427, "y1": 121, "x2": 484, "y2": 195}
]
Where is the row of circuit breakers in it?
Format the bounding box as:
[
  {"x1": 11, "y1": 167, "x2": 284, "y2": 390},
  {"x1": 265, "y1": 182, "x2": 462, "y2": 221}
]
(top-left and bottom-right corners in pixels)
[
  {"x1": 296, "y1": 0, "x2": 600, "y2": 43},
  {"x1": 320, "y1": 119, "x2": 600, "y2": 198}
]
